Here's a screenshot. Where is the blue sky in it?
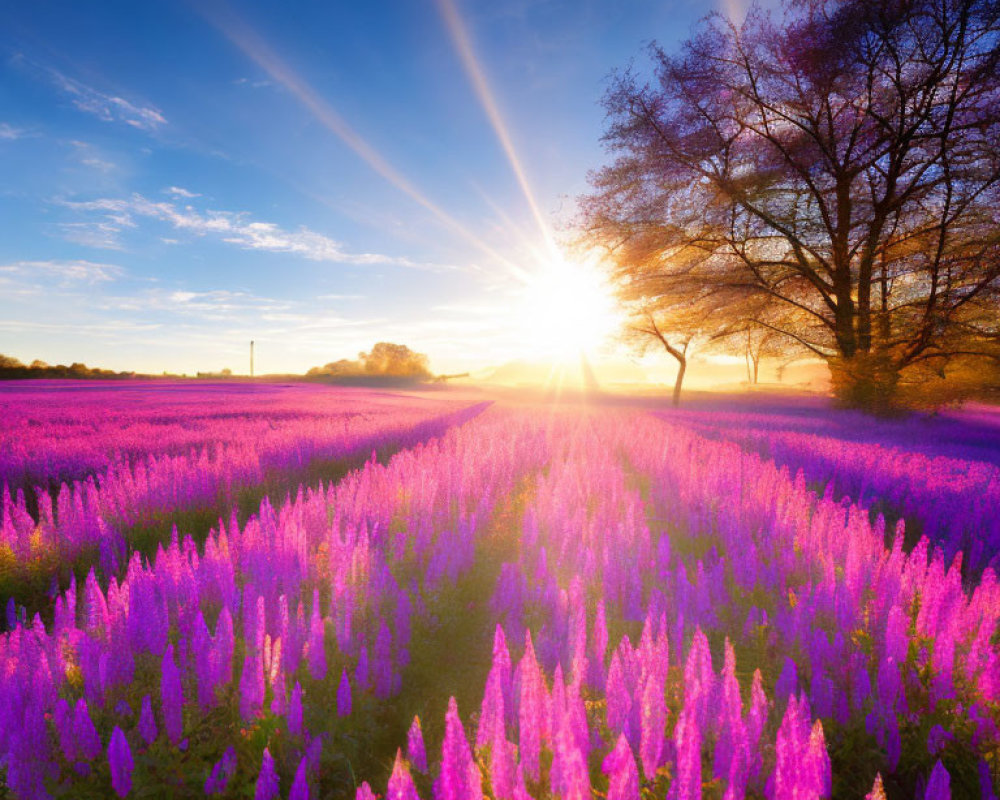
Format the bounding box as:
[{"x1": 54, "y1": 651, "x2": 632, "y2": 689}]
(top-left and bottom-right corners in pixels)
[{"x1": 1, "y1": 0, "x2": 728, "y2": 375}]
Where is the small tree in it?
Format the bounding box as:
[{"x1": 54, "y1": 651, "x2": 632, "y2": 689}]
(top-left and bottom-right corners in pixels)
[
  {"x1": 359, "y1": 343, "x2": 431, "y2": 378},
  {"x1": 627, "y1": 307, "x2": 694, "y2": 406}
]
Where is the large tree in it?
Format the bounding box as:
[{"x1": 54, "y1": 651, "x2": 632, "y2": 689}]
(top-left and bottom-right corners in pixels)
[{"x1": 581, "y1": 0, "x2": 1000, "y2": 411}]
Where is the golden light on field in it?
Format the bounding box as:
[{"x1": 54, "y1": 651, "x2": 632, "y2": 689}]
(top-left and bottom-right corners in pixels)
[{"x1": 516, "y1": 255, "x2": 621, "y2": 361}]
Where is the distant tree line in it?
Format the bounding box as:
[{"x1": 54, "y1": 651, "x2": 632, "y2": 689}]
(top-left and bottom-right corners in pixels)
[
  {"x1": 581, "y1": 0, "x2": 1000, "y2": 411},
  {"x1": 0, "y1": 354, "x2": 136, "y2": 380}
]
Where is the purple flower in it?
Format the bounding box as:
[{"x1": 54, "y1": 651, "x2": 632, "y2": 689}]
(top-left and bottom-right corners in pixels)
[
  {"x1": 205, "y1": 747, "x2": 237, "y2": 795},
  {"x1": 290, "y1": 756, "x2": 311, "y2": 800},
  {"x1": 407, "y1": 715, "x2": 428, "y2": 773},
  {"x1": 774, "y1": 656, "x2": 798, "y2": 703},
  {"x1": 357, "y1": 782, "x2": 377, "y2": 800},
  {"x1": 54, "y1": 697, "x2": 75, "y2": 760},
  {"x1": 240, "y1": 650, "x2": 265, "y2": 720},
  {"x1": 138, "y1": 695, "x2": 158, "y2": 745},
  {"x1": 289, "y1": 681, "x2": 304, "y2": 737},
  {"x1": 927, "y1": 724, "x2": 953, "y2": 757},
  {"x1": 108, "y1": 726, "x2": 133, "y2": 798},
  {"x1": 925, "y1": 760, "x2": 951, "y2": 800},
  {"x1": 254, "y1": 748, "x2": 280, "y2": 800},
  {"x1": 337, "y1": 669, "x2": 352, "y2": 717},
  {"x1": 307, "y1": 603, "x2": 327, "y2": 681},
  {"x1": 356, "y1": 644, "x2": 370, "y2": 690},
  {"x1": 73, "y1": 698, "x2": 102, "y2": 761},
  {"x1": 374, "y1": 621, "x2": 394, "y2": 698},
  {"x1": 161, "y1": 643, "x2": 184, "y2": 744}
]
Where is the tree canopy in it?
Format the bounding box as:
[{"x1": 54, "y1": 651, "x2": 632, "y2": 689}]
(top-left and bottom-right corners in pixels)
[
  {"x1": 307, "y1": 342, "x2": 432, "y2": 382},
  {"x1": 581, "y1": 0, "x2": 1000, "y2": 410}
]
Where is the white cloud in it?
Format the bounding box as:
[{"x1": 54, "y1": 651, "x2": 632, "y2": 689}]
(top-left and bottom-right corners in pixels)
[
  {"x1": 0, "y1": 123, "x2": 24, "y2": 140},
  {"x1": 59, "y1": 193, "x2": 457, "y2": 270},
  {"x1": 165, "y1": 186, "x2": 200, "y2": 198},
  {"x1": 0, "y1": 259, "x2": 124, "y2": 284},
  {"x1": 49, "y1": 69, "x2": 166, "y2": 132}
]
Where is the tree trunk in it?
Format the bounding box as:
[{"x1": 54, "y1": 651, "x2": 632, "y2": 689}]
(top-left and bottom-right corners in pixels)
[
  {"x1": 672, "y1": 355, "x2": 687, "y2": 407},
  {"x1": 752, "y1": 354, "x2": 760, "y2": 385},
  {"x1": 829, "y1": 353, "x2": 901, "y2": 415}
]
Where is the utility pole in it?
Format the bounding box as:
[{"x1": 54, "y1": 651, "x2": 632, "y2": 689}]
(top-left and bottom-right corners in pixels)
[{"x1": 250, "y1": 340, "x2": 254, "y2": 378}]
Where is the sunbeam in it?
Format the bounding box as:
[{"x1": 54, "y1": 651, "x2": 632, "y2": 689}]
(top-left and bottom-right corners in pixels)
[
  {"x1": 201, "y1": 2, "x2": 531, "y2": 282},
  {"x1": 435, "y1": 0, "x2": 558, "y2": 260}
]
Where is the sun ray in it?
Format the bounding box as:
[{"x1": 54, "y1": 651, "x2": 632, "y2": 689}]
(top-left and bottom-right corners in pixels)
[
  {"x1": 201, "y1": 2, "x2": 530, "y2": 282},
  {"x1": 435, "y1": 0, "x2": 558, "y2": 260}
]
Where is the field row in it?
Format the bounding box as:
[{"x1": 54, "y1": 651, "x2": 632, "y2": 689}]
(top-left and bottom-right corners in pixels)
[
  {"x1": 1, "y1": 384, "x2": 486, "y2": 617},
  {"x1": 1, "y1": 402, "x2": 997, "y2": 798}
]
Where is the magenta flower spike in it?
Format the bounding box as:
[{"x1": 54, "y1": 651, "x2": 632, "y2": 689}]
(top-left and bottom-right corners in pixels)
[
  {"x1": 605, "y1": 651, "x2": 632, "y2": 741},
  {"x1": 374, "y1": 620, "x2": 394, "y2": 698},
  {"x1": 434, "y1": 697, "x2": 481, "y2": 800},
  {"x1": 136, "y1": 694, "x2": 157, "y2": 746},
  {"x1": 161, "y1": 643, "x2": 184, "y2": 744},
  {"x1": 517, "y1": 637, "x2": 545, "y2": 782},
  {"x1": 107, "y1": 726, "x2": 133, "y2": 798},
  {"x1": 671, "y1": 706, "x2": 701, "y2": 800},
  {"x1": 289, "y1": 681, "x2": 304, "y2": 737},
  {"x1": 639, "y1": 672, "x2": 666, "y2": 780},
  {"x1": 771, "y1": 694, "x2": 831, "y2": 798},
  {"x1": 337, "y1": 668, "x2": 352, "y2": 716},
  {"x1": 307, "y1": 603, "x2": 327, "y2": 681},
  {"x1": 73, "y1": 698, "x2": 102, "y2": 761},
  {"x1": 715, "y1": 640, "x2": 749, "y2": 793},
  {"x1": 239, "y1": 650, "x2": 265, "y2": 720},
  {"x1": 549, "y1": 706, "x2": 590, "y2": 800},
  {"x1": 214, "y1": 607, "x2": 235, "y2": 688},
  {"x1": 388, "y1": 749, "x2": 420, "y2": 800},
  {"x1": 356, "y1": 782, "x2": 377, "y2": 800},
  {"x1": 476, "y1": 667, "x2": 505, "y2": 750},
  {"x1": 254, "y1": 748, "x2": 280, "y2": 800},
  {"x1": 602, "y1": 734, "x2": 640, "y2": 800},
  {"x1": 489, "y1": 733, "x2": 516, "y2": 800},
  {"x1": 205, "y1": 747, "x2": 237, "y2": 795},
  {"x1": 355, "y1": 644, "x2": 370, "y2": 690},
  {"x1": 53, "y1": 697, "x2": 74, "y2": 760},
  {"x1": 408, "y1": 715, "x2": 428, "y2": 773},
  {"x1": 289, "y1": 756, "x2": 311, "y2": 800},
  {"x1": 865, "y1": 774, "x2": 887, "y2": 800},
  {"x1": 924, "y1": 760, "x2": 951, "y2": 800},
  {"x1": 492, "y1": 624, "x2": 513, "y2": 713}
]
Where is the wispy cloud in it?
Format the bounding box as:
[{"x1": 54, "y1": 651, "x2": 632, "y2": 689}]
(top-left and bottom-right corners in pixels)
[
  {"x1": 233, "y1": 77, "x2": 273, "y2": 89},
  {"x1": 0, "y1": 123, "x2": 25, "y2": 140},
  {"x1": 69, "y1": 140, "x2": 116, "y2": 172},
  {"x1": 48, "y1": 68, "x2": 166, "y2": 131},
  {"x1": 59, "y1": 193, "x2": 457, "y2": 270},
  {"x1": 164, "y1": 186, "x2": 200, "y2": 198},
  {"x1": 0, "y1": 259, "x2": 124, "y2": 284}
]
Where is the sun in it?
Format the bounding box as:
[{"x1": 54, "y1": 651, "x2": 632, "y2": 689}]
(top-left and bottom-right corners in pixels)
[{"x1": 516, "y1": 255, "x2": 621, "y2": 361}]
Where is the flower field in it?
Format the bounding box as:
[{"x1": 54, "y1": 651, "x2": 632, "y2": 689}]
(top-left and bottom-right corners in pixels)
[{"x1": 0, "y1": 383, "x2": 998, "y2": 799}]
